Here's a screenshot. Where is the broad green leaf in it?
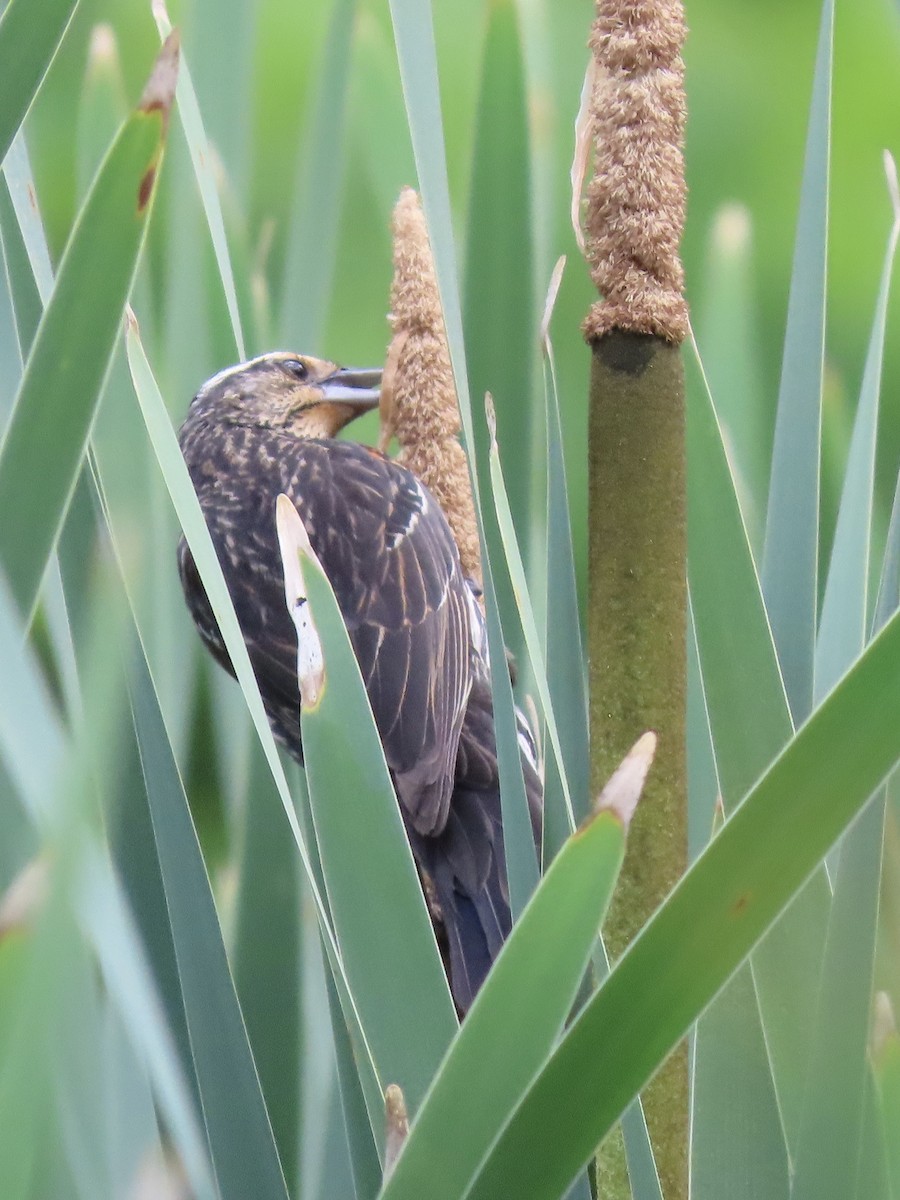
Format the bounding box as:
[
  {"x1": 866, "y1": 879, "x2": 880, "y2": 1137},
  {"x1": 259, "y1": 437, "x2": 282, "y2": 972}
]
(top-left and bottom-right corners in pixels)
[
  {"x1": 466, "y1": 605, "x2": 900, "y2": 1199},
  {"x1": 761, "y1": 0, "x2": 833, "y2": 723},
  {"x1": 0, "y1": 35, "x2": 177, "y2": 620},
  {"x1": 0, "y1": 0, "x2": 78, "y2": 167},
  {"x1": 276, "y1": 496, "x2": 457, "y2": 1114},
  {"x1": 380, "y1": 736, "x2": 653, "y2": 1200}
]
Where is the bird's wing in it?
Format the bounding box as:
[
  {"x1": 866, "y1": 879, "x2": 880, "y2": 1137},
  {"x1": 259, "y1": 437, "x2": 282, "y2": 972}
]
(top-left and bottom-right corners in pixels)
[{"x1": 288, "y1": 442, "x2": 474, "y2": 837}]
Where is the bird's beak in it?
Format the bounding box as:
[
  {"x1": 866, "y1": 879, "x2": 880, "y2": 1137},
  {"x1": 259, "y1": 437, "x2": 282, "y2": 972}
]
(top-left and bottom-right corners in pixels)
[{"x1": 320, "y1": 366, "x2": 382, "y2": 412}]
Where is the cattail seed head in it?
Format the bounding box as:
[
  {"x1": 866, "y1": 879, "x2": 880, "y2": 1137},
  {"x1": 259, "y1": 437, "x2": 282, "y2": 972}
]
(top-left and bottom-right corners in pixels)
[
  {"x1": 582, "y1": 0, "x2": 689, "y2": 344},
  {"x1": 383, "y1": 188, "x2": 482, "y2": 584}
]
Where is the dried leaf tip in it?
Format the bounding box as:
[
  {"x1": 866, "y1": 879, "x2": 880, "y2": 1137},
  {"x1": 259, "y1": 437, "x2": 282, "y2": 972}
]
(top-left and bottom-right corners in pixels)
[
  {"x1": 383, "y1": 1084, "x2": 409, "y2": 1181},
  {"x1": 383, "y1": 188, "x2": 482, "y2": 586},
  {"x1": 581, "y1": 0, "x2": 689, "y2": 345},
  {"x1": 594, "y1": 730, "x2": 657, "y2": 827},
  {"x1": 275, "y1": 495, "x2": 325, "y2": 708},
  {"x1": 139, "y1": 29, "x2": 180, "y2": 121}
]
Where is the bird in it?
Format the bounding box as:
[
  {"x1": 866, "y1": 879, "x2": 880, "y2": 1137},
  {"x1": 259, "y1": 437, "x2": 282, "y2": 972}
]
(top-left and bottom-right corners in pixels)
[{"x1": 177, "y1": 351, "x2": 542, "y2": 1011}]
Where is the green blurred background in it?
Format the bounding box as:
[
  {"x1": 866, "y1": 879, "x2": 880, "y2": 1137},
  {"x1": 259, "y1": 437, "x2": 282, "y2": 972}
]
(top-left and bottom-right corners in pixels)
[{"x1": 25, "y1": 0, "x2": 900, "y2": 580}]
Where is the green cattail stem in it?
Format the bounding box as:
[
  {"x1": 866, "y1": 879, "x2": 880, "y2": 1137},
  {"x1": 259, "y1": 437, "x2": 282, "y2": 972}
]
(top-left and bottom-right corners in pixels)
[{"x1": 589, "y1": 332, "x2": 687, "y2": 1197}]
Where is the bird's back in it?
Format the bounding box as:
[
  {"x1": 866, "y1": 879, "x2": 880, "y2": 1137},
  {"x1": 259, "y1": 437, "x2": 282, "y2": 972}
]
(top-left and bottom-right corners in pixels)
[{"x1": 178, "y1": 415, "x2": 541, "y2": 1009}]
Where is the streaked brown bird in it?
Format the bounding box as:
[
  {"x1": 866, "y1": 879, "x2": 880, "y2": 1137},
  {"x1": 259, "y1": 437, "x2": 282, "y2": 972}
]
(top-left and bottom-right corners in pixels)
[{"x1": 177, "y1": 351, "x2": 541, "y2": 1011}]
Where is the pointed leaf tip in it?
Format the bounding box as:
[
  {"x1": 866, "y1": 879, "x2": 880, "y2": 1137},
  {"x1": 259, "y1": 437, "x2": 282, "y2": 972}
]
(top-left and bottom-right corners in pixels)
[
  {"x1": 593, "y1": 731, "x2": 657, "y2": 827},
  {"x1": 140, "y1": 28, "x2": 180, "y2": 120},
  {"x1": 384, "y1": 1084, "x2": 409, "y2": 1181}
]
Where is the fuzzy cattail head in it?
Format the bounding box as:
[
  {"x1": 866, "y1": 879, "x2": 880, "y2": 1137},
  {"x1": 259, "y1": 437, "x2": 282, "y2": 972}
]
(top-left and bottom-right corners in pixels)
[
  {"x1": 382, "y1": 188, "x2": 482, "y2": 584},
  {"x1": 582, "y1": 0, "x2": 689, "y2": 344}
]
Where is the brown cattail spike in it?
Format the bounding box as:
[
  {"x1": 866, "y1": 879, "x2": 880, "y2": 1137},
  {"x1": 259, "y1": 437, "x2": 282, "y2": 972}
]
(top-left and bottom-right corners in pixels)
[
  {"x1": 582, "y1": 0, "x2": 689, "y2": 344},
  {"x1": 383, "y1": 188, "x2": 482, "y2": 586}
]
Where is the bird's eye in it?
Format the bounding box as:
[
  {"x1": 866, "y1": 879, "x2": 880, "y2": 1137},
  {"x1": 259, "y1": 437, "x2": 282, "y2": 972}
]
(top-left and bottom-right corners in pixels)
[{"x1": 283, "y1": 359, "x2": 309, "y2": 380}]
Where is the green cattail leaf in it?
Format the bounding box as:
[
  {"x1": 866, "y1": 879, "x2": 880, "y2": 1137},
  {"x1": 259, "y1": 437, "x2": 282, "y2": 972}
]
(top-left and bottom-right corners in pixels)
[
  {"x1": 379, "y1": 735, "x2": 653, "y2": 1200},
  {"x1": 541, "y1": 262, "x2": 590, "y2": 858},
  {"x1": 792, "y1": 163, "x2": 900, "y2": 1200},
  {"x1": 465, "y1": 605, "x2": 900, "y2": 1200},
  {"x1": 873, "y1": 1001, "x2": 900, "y2": 1197},
  {"x1": 486, "y1": 397, "x2": 575, "y2": 831},
  {"x1": 153, "y1": 2, "x2": 245, "y2": 360},
  {"x1": 687, "y1": 336, "x2": 831, "y2": 1147},
  {"x1": 0, "y1": 35, "x2": 178, "y2": 621},
  {"x1": 761, "y1": 0, "x2": 834, "y2": 723},
  {"x1": 278, "y1": 0, "x2": 356, "y2": 350},
  {"x1": 276, "y1": 495, "x2": 457, "y2": 1116},
  {"x1": 128, "y1": 646, "x2": 290, "y2": 1200},
  {"x1": 387, "y1": 0, "x2": 539, "y2": 919},
  {"x1": 0, "y1": 0, "x2": 78, "y2": 167}
]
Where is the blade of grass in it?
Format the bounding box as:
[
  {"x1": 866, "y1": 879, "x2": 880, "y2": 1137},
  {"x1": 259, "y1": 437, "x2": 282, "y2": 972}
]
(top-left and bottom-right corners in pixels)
[
  {"x1": 761, "y1": 0, "x2": 833, "y2": 724},
  {"x1": 465, "y1": 604, "x2": 900, "y2": 1199},
  {"x1": 0, "y1": 0, "x2": 79, "y2": 166},
  {"x1": 0, "y1": 35, "x2": 178, "y2": 621},
  {"x1": 379, "y1": 735, "x2": 654, "y2": 1200}
]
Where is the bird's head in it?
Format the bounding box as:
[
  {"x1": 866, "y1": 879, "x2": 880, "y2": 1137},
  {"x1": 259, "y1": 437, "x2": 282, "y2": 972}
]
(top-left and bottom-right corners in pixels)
[{"x1": 185, "y1": 352, "x2": 382, "y2": 439}]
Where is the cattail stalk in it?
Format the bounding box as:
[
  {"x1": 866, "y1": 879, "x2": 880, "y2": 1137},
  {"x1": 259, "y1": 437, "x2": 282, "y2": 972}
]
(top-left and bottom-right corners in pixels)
[{"x1": 582, "y1": 1, "x2": 688, "y2": 1196}]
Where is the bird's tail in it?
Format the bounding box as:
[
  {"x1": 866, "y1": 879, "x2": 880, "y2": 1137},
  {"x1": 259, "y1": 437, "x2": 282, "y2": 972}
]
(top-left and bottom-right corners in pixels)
[{"x1": 409, "y1": 752, "x2": 542, "y2": 1014}]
